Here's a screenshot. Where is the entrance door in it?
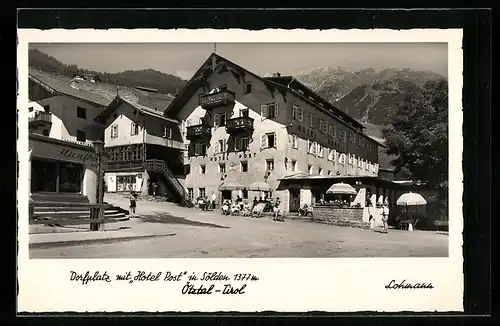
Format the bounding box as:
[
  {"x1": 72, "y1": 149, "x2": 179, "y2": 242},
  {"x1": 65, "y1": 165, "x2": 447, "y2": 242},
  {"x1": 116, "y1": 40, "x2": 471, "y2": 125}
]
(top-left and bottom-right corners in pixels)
[
  {"x1": 221, "y1": 190, "x2": 231, "y2": 202},
  {"x1": 289, "y1": 189, "x2": 300, "y2": 212},
  {"x1": 59, "y1": 162, "x2": 83, "y2": 193}
]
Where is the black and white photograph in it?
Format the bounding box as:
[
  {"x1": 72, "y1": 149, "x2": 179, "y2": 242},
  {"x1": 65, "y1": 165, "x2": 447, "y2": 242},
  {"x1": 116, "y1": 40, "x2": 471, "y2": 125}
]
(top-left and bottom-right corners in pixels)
[{"x1": 17, "y1": 28, "x2": 463, "y2": 312}]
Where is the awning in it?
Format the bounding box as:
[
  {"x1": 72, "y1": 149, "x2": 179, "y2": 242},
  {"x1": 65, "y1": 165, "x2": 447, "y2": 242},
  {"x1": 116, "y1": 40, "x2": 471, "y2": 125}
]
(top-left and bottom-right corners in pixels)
[
  {"x1": 219, "y1": 183, "x2": 246, "y2": 191},
  {"x1": 247, "y1": 181, "x2": 271, "y2": 191}
]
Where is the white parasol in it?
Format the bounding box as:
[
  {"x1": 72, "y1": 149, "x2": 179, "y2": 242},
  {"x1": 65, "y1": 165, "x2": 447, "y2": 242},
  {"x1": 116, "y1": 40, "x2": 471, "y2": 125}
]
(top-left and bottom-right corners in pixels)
[
  {"x1": 248, "y1": 181, "x2": 271, "y2": 191},
  {"x1": 326, "y1": 182, "x2": 357, "y2": 195},
  {"x1": 396, "y1": 192, "x2": 427, "y2": 206},
  {"x1": 396, "y1": 192, "x2": 427, "y2": 231}
]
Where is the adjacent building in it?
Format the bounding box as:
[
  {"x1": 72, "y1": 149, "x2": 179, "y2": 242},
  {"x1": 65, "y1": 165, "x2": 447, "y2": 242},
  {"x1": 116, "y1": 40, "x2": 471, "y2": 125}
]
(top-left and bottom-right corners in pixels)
[
  {"x1": 28, "y1": 69, "x2": 110, "y2": 203},
  {"x1": 95, "y1": 95, "x2": 188, "y2": 204},
  {"x1": 164, "y1": 53, "x2": 382, "y2": 213}
]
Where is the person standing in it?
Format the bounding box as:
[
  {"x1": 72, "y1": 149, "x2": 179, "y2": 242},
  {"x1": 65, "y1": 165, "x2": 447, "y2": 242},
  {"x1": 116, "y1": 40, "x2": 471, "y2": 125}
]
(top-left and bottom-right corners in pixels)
[
  {"x1": 129, "y1": 191, "x2": 138, "y2": 217},
  {"x1": 211, "y1": 191, "x2": 217, "y2": 210},
  {"x1": 382, "y1": 203, "x2": 390, "y2": 233},
  {"x1": 273, "y1": 197, "x2": 281, "y2": 221}
]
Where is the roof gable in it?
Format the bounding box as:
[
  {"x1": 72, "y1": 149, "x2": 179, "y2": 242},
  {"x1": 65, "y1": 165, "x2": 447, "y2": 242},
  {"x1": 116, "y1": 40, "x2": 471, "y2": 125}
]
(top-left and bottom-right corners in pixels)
[{"x1": 95, "y1": 95, "x2": 180, "y2": 126}]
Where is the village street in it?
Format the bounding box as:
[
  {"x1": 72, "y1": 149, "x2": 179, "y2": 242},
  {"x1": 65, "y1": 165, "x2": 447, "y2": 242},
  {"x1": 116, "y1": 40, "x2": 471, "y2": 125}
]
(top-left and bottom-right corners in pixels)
[{"x1": 30, "y1": 195, "x2": 449, "y2": 259}]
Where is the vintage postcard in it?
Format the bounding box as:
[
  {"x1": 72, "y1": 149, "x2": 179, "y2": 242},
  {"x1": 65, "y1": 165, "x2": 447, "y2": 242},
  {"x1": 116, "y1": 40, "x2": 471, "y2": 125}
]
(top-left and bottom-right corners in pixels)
[{"x1": 17, "y1": 28, "x2": 463, "y2": 312}]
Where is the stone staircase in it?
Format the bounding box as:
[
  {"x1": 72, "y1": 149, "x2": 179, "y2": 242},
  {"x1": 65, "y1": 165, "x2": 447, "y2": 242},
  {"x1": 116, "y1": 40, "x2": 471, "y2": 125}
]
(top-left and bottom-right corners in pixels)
[{"x1": 30, "y1": 193, "x2": 129, "y2": 224}]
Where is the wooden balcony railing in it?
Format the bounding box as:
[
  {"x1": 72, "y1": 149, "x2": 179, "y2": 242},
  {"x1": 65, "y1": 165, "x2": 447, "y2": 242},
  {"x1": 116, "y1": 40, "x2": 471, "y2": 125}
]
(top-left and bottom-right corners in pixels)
[
  {"x1": 226, "y1": 116, "x2": 254, "y2": 134},
  {"x1": 29, "y1": 111, "x2": 52, "y2": 127},
  {"x1": 186, "y1": 124, "x2": 212, "y2": 141},
  {"x1": 200, "y1": 90, "x2": 236, "y2": 110}
]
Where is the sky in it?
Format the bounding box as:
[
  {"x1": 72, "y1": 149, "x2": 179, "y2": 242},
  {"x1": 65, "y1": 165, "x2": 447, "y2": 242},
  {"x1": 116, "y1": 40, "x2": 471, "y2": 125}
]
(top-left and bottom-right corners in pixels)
[{"x1": 30, "y1": 43, "x2": 448, "y2": 80}]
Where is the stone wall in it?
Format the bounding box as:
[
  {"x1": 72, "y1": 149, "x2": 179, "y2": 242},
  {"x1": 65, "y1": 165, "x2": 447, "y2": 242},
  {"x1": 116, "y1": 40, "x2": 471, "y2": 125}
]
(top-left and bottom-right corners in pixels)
[{"x1": 312, "y1": 206, "x2": 370, "y2": 229}]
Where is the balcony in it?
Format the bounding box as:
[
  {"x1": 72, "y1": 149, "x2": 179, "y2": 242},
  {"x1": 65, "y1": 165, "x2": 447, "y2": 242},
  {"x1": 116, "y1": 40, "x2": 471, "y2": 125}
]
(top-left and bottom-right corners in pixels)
[
  {"x1": 145, "y1": 159, "x2": 166, "y2": 173},
  {"x1": 29, "y1": 111, "x2": 52, "y2": 128},
  {"x1": 200, "y1": 90, "x2": 236, "y2": 110},
  {"x1": 226, "y1": 116, "x2": 254, "y2": 134},
  {"x1": 186, "y1": 124, "x2": 212, "y2": 141}
]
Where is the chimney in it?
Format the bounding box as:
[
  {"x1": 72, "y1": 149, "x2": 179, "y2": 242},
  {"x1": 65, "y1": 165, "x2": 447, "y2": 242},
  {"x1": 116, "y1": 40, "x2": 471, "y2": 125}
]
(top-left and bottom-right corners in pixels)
[{"x1": 272, "y1": 72, "x2": 281, "y2": 77}]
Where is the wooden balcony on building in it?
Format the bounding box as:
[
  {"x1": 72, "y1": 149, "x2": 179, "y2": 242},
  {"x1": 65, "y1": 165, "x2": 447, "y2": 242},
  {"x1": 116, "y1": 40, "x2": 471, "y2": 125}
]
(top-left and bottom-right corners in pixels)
[
  {"x1": 186, "y1": 123, "x2": 212, "y2": 141},
  {"x1": 145, "y1": 159, "x2": 166, "y2": 173},
  {"x1": 226, "y1": 116, "x2": 254, "y2": 134},
  {"x1": 200, "y1": 90, "x2": 236, "y2": 110},
  {"x1": 29, "y1": 111, "x2": 52, "y2": 128}
]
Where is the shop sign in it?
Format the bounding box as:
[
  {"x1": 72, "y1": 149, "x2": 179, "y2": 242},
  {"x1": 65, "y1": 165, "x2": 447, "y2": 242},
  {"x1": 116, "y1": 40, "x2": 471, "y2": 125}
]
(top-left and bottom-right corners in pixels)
[{"x1": 30, "y1": 138, "x2": 108, "y2": 167}]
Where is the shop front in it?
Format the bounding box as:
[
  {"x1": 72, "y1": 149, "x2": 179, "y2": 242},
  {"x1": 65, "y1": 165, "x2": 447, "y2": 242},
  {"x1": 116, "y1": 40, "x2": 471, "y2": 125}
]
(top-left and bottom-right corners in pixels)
[{"x1": 29, "y1": 133, "x2": 108, "y2": 203}]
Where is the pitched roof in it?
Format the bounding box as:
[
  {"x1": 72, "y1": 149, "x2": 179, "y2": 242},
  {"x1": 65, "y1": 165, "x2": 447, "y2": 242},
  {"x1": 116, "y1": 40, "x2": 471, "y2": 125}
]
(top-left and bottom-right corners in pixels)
[
  {"x1": 264, "y1": 76, "x2": 365, "y2": 130},
  {"x1": 95, "y1": 95, "x2": 180, "y2": 125},
  {"x1": 29, "y1": 69, "x2": 110, "y2": 107},
  {"x1": 163, "y1": 53, "x2": 365, "y2": 132},
  {"x1": 164, "y1": 53, "x2": 290, "y2": 118}
]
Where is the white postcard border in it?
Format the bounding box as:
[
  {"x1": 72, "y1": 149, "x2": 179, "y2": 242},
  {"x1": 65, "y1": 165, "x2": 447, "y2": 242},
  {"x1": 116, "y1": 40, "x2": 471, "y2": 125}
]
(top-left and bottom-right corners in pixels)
[{"x1": 17, "y1": 28, "x2": 463, "y2": 313}]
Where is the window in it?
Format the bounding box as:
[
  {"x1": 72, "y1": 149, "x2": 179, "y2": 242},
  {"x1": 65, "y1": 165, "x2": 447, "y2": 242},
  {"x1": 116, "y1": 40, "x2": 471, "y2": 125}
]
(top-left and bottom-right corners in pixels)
[
  {"x1": 187, "y1": 188, "x2": 194, "y2": 201},
  {"x1": 76, "y1": 130, "x2": 86, "y2": 142},
  {"x1": 235, "y1": 137, "x2": 249, "y2": 151},
  {"x1": 358, "y1": 158, "x2": 364, "y2": 168},
  {"x1": 185, "y1": 164, "x2": 191, "y2": 175},
  {"x1": 28, "y1": 107, "x2": 33, "y2": 112},
  {"x1": 308, "y1": 113, "x2": 314, "y2": 127},
  {"x1": 217, "y1": 139, "x2": 227, "y2": 153},
  {"x1": 308, "y1": 165, "x2": 313, "y2": 175},
  {"x1": 292, "y1": 104, "x2": 304, "y2": 121},
  {"x1": 241, "y1": 161, "x2": 248, "y2": 172},
  {"x1": 199, "y1": 188, "x2": 206, "y2": 198},
  {"x1": 292, "y1": 160, "x2": 297, "y2": 172},
  {"x1": 266, "y1": 159, "x2": 274, "y2": 171},
  {"x1": 42, "y1": 129, "x2": 50, "y2": 136},
  {"x1": 111, "y1": 125, "x2": 119, "y2": 138},
  {"x1": 194, "y1": 143, "x2": 207, "y2": 156},
  {"x1": 327, "y1": 170, "x2": 332, "y2": 176},
  {"x1": 240, "y1": 108, "x2": 249, "y2": 117},
  {"x1": 43, "y1": 105, "x2": 50, "y2": 113},
  {"x1": 319, "y1": 167, "x2": 324, "y2": 176},
  {"x1": 358, "y1": 136, "x2": 364, "y2": 147},
  {"x1": 261, "y1": 132, "x2": 276, "y2": 149},
  {"x1": 219, "y1": 163, "x2": 226, "y2": 174},
  {"x1": 367, "y1": 142, "x2": 372, "y2": 151},
  {"x1": 77, "y1": 106, "x2": 87, "y2": 119},
  {"x1": 320, "y1": 119, "x2": 328, "y2": 133},
  {"x1": 348, "y1": 154, "x2": 354, "y2": 165},
  {"x1": 339, "y1": 130, "x2": 346, "y2": 142},
  {"x1": 261, "y1": 102, "x2": 279, "y2": 119},
  {"x1": 242, "y1": 189, "x2": 248, "y2": 199},
  {"x1": 317, "y1": 144, "x2": 324, "y2": 157},
  {"x1": 199, "y1": 164, "x2": 206, "y2": 174},
  {"x1": 219, "y1": 84, "x2": 228, "y2": 91},
  {"x1": 131, "y1": 122, "x2": 139, "y2": 135},
  {"x1": 162, "y1": 125, "x2": 172, "y2": 139},
  {"x1": 214, "y1": 113, "x2": 227, "y2": 127},
  {"x1": 328, "y1": 149, "x2": 336, "y2": 162},
  {"x1": 349, "y1": 132, "x2": 356, "y2": 143},
  {"x1": 339, "y1": 153, "x2": 346, "y2": 164},
  {"x1": 329, "y1": 124, "x2": 336, "y2": 138},
  {"x1": 307, "y1": 140, "x2": 317, "y2": 155},
  {"x1": 291, "y1": 134, "x2": 298, "y2": 149},
  {"x1": 244, "y1": 82, "x2": 252, "y2": 94}
]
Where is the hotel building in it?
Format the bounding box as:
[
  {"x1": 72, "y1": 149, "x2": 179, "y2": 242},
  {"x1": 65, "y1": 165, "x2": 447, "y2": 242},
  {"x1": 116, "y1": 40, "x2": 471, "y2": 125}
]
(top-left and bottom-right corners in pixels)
[{"x1": 164, "y1": 53, "x2": 382, "y2": 214}]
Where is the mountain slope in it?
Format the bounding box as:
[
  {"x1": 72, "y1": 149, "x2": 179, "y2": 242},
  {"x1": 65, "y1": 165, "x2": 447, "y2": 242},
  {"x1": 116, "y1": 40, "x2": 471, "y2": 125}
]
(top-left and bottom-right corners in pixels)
[
  {"x1": 295, "y1": 67, "x2": 445, "y2": 125},
  {"x1": 28, "y1": 49, "x2": 187, "y2": 95}
]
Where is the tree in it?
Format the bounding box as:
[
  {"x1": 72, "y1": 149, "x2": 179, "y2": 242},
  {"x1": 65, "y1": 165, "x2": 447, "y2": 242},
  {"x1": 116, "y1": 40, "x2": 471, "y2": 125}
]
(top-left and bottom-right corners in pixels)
[{"x1": 382, "y1": 78, "x2": 448, "y2": 192}]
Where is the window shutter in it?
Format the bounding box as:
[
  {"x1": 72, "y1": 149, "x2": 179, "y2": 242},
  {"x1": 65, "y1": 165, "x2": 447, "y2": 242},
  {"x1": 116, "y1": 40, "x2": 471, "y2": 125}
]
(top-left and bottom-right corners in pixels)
[
  {"x1": 222, "y1": 139, "x2": 227, "y2": 152},
  {"x1": 307, "y1": 139, "x2": 311, "y2": 153},
  {"x1": 299, "y1": 107, "x2": 303, "y2": 121},
  {"x1": 235, "y1": 138, "x2": 241, "y2": 151},
  {"x1": 115, "y1": 125, "x2": 118, "y2": 138},
  {"x1": 273, "y1": 132, "x2": 277, "y2": 148},
  {"x1": 313, "y1": 142, "x2": 317, "y2": 156},
  {"x1": 214, "y1": 114, "x2": 220, "y2": 127},
  {"x1": 261, "y1": 105, "x2": 268, "y2": 119},
  {"x1": 333, "y1": 150, "x2": 337, "y2": 161},
  {"x1": 130, "y1": 123, "x2": 134, "y2": 135},
  {"x1": 214, "y1": 141, "x2": 220, "y2": 154},
  {"x1": 260, "y1": 134, "x2": 267, "y2": 149},
  {"x1": 274, "y1": 102, "x2": 279, "y2": 117},
  {"x1": 292, "y1": 105, "x2": 296, "y2": 119}
]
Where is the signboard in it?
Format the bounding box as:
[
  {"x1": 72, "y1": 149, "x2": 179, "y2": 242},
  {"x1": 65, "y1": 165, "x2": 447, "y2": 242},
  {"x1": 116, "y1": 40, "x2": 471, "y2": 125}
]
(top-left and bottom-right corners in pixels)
[{"x1": 30, "y1": 138, "x2": 109, "y2": 168}]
